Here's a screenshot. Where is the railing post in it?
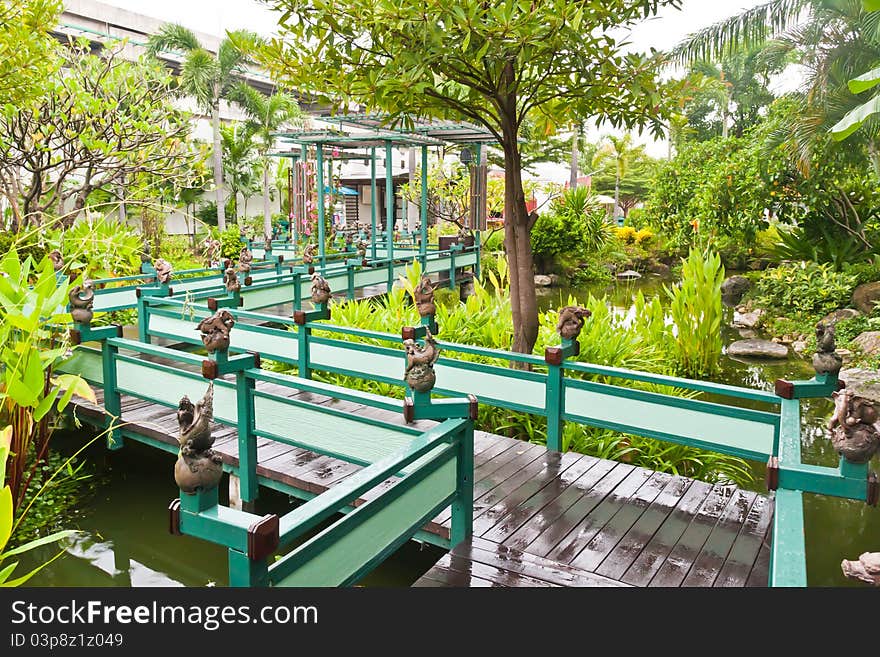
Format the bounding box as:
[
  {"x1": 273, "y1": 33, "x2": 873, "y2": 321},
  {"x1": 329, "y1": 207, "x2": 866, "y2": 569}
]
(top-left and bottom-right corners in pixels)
[
  {"x1": 227, "y1": 548, "x2": 268, "y2": 587},
  {"x1": 449, "y1": 247, "x2": 457, "y2": 290},
  {"x1": 474, "y1": 230, "x2": 481, "y2": 281},
  {"x1": 294, "y1": 316, "x2": 311, "y2": 380},
  {"x1": 387, "y1": 259, "x2": 394, "y2": 291},
  {"x1": 346, "y1": 263, "x2": 355, "y2": 301},
  {"x1": 544, "y1": 339, "x2": 575, "y2": 453},
  {"x1": 450, "y1": 422, "x2": 474, "y2": 547},
  {"x1": 236, "y1": 371, "x2": 258, "y2": 506},
  {"x1": 101, "y1": 337, "x2": 123, "y2": 450}
]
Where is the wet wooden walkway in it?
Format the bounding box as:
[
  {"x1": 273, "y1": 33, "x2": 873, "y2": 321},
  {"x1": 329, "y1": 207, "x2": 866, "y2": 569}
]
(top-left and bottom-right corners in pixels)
[{"x1": 70, "y1": 379, "x2": 773, "y2": 588}]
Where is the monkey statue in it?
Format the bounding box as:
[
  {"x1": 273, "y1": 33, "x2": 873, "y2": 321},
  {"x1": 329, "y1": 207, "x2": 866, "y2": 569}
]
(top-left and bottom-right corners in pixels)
[
  {"x1": 68, "y1": 280, "x2": 95, "y2": 324},
  {"x1": 403, "y1": 328, "x2": 441, "y2": 393},
  {"x1": 174, "y1": 383, "x2": 223, "y2": 493},
  {"x1": 828, "y1": 388, "x2": 880, "y2": 463},
  {"x1": 154, "y1": 259, "x2": 173, "y2": 284},
  {"x1": 414, "y1": 276, "x2": 436, "y2": 317},
  {"x1": 556, "y1": 305, "x2": 592, "y2": 341},
  {"x1": 195, "y1": 309, "x2": 235, "y2": 353},
  {"x1": 310, "y1": 272, "x2": 332, "y2": 305}
]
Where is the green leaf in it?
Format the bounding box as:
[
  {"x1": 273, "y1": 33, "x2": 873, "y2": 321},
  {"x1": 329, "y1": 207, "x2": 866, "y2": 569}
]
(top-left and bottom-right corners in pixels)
[
  {"x1": 0, "y1": 487, "x2": 12, "y2": 553},
  {"x1": 830, "y1": 94, "x2": 880, "y2": 140},
  {"x1": 33, "y1": 388, "x2": 60, "y2": 422},
  {"x1": 864, "y1": 0, "x2": 880, "y2": 11},
  {"x1": 848, "y1": 66, "x2": 880, "y2": 95},
  {"x1": 0, "y1": 529, "x2": 77, "y2": 559},
  {"x1": 0, "y1": 561, "x2": 17, "y2": 584},
  {"x1": 52, "y1": 374, "x2": 96, "y2": 406}
]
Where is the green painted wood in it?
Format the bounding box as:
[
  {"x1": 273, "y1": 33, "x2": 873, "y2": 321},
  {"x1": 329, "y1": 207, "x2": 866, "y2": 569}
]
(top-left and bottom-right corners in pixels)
[
  {"x1": 564, "y1": 384, "x2": 775, "y2": 460},
  {"x1": 769, "y1": 488, "x2": 806, "y2": 587},
  {"x1": 271, "y1": 454, "x2": 456, "y2": 586}
]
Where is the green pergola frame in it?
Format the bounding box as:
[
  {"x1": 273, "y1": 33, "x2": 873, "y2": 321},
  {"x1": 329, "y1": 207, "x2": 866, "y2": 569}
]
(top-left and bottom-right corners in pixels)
[{"x1": 271, "y1": 114, "x2": 495, "y2": 268}]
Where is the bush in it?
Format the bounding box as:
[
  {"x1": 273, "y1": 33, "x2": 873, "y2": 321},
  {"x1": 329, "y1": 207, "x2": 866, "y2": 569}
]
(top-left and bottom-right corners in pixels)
[
  {"x1": 753, "y1": 261, "x2": 857, "y2": 315},
  {"x1": 531, "y1": 187, "x2": 610, "y2": 269},
  {"x1": 219, "y1": 225, "x2": 244, "y2": 259},
  {"x1": 843, "y1": 259, "x2": 880, "y2": 286},
  {"x1": 46, "y1": 216, "x2": 142, "y2": 279}
]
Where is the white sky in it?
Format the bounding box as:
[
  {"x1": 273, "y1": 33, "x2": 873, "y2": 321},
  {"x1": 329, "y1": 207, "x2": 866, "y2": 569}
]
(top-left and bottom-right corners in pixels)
[{"x1": 96, "y1": 0, "x2": 785, "y2": 169}]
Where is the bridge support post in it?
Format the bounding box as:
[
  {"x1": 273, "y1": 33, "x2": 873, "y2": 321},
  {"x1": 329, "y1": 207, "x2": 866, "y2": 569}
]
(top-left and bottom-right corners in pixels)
[
  {"x1": 544, "y1": 338, "x2": 578, "y2": 453},
  {"x1": 236, "y1": 371, "x2": 259, "y2": 505},
  {"x1": 228, "y1": 549, "x2": 268, "y2": 587},
  {"x1": 448, "y1": 246, "x2": 457, "y2": 290},
  {"x1": 450, "y1": 422, "x2": 474, "y2": 547},
  {"x1": 101, "y1": 336, "x2": 123, "y2": 450}
]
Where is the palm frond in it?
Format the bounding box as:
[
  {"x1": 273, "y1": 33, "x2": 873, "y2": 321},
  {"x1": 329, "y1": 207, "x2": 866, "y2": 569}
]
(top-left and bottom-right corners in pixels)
[
  {"x1": 180, "y1": 48, "x2": 219, "y2": 110},
  {"x1": 218, "y1": 30, "x2": 262, "y2": 79},
  {"x1": 146, "y1": 23, "x2": 201, "y2": 58},
  {"x1": 670, "y1": 0, "x2": 809, "y2": 65}
]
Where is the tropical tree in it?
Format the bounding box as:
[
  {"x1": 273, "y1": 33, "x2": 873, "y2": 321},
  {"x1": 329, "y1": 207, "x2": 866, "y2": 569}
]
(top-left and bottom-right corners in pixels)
[
  {"x1": 591, "y1": 148, "x2": 659, "y2": 217},
  {"x1": 672, "y1": 0, "x2": 880, "y2": 175},
  {"x1": 147, "y1": 24, "x2": 261, "y2": 231},
  {"x1": 0, "y1": 40, "x2": 196, "y2": 230},
  {"x1": 261, "y1": 0, "x2": 677, "y2": 356},
  {"x1": 831, "y1": 0, "x2": 880, "y2": 141},
  {"x1": 221, "y1": 123, "x2": 259, "y2": 223},
  {"x1": 591, "y1": 134, "x2": 643, "y2": 220},
  {"x1": 229, "y1": 84, "x2": 301, "y2": 239},
  {"x1": 0, "y1": 0, "x2": 60, "y2": 109}
]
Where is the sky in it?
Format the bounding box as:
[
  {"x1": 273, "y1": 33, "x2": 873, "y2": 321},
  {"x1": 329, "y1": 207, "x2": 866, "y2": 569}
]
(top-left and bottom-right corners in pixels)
[{"x1": 95, "y1": 0, "x2": 785, "y2": 172}]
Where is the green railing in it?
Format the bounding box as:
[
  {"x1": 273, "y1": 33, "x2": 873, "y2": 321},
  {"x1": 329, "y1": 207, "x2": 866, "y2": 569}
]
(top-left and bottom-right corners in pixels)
[
  {"x1": 59, "y1": 330, "x2": 474, "y2": 587},
  {"x1": 65, "y1": 268, "x2": 880, "y2": 586}
]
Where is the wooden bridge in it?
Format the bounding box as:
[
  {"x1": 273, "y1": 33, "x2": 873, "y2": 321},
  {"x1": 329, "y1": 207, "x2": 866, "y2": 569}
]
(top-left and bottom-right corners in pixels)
[{"x1": 58, "y1": 246, "x2": 878, "y2": 587}]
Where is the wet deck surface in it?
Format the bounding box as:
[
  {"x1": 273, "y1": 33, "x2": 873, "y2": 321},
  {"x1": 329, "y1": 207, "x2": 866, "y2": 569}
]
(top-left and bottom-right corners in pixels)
[{"x1": 71, "y1": 383, "x2": 773, "y2": 588}]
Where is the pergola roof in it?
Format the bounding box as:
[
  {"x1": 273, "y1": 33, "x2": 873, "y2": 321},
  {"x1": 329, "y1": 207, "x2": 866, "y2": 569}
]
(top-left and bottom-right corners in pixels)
[{"x1": 322, "y1": 113, "x2": 496, "y2": 144}]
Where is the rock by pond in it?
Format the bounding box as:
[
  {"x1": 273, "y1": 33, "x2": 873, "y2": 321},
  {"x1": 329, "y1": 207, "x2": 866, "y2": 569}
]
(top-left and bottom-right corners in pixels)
[
  {"x1": 851, "y1": 331, "x2": 880, "y2": 357},
  {"x1": 727, "y1": 339, "x2": 789, "y2": 359},
  {"x1": 851, "y1": 282, "x2": 880, "y2": 314},
  {"x1": 721, "y1": 275, "x2": 750, "y2": 303},
  {"x1": 534, "y1": 274, "x2": 552, "y2": 287},
  {"x1": 616, "y1": 269, "x2": 642, "y2": 280},
  {"x1": 732, "y1": 308, "x2": 762, "y2": 329},
  {"x1": 821, "y1": 308, "x2": 861, "y2": 326},
  {"x1": 840, "y1": 368, "x2": 880, "y2": 404}
]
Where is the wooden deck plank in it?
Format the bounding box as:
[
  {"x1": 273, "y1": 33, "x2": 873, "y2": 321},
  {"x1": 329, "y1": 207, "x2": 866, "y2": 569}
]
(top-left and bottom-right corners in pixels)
[
  {"x1": 589, "y1": 475, "x2": 692, "y2": 579},
  {"x1": 481, "y1": 454, "x2": 600, "y2": 544},
  {"x1": 471, "y1": 451, "x2": 585, "y2": 537},
  {"x1": 620, "y1": 480, "x2": 714, "y2": 587},
  {"x1": 467, "y1": 537, "x2": 630, "y2": 587},
  {"x1": 647, "y1": 484, "x2": 739, "y2": 587},
  {"x1": 431, "y1": 551, "x2": 559, "y2": 587},
  {"x1": 714, "y1": 494, "x2": 774, "y2": 587},
  {"x1": 542, "y1": 465, "x2": 652, "y2": 563},
  {"x1": 501, "y1": 458, "x2": 618, "y2": 553},
  {"x1": 746, "y1": 534, "x2": 772, "y2": 587},
  {"x1": 412, "y1": 567, "x2": 499, "y2": 588},
  {"x1": 681, "y1": 490, "x2": 757, "y2": 587},
  {"x1": 562, "y1": 471, "x2": 672, "y2": 570},
  {"x1": 596, "y1": 477, "x2": 694, "y2": 580}
]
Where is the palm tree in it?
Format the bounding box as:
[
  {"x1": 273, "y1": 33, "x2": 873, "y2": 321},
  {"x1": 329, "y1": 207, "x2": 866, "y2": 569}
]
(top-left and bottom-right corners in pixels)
[
  {"x1": 230, "y1": 84, "x2": 301, "y2": 239},
  {"x1": 221, "y1": 123, "x2": 259, "y2": 223},
  {"x1": 671, "y1": 0, "x2": 880, "y2": 175},
  {"x1": 591, "y1": 134, "x2": 642, "y2": 220},
  {"x1": 147, "y1": 24, "x2": 261, "y2": 231}
]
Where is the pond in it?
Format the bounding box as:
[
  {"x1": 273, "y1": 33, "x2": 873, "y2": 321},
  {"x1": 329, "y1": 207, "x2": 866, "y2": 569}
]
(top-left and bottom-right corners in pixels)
[
  {"x1": 19, "y1": 273, "x2": 879, "y2": 587},
  {"x1": 538, "y1": 273, "x2": 880, "y2": 586}
]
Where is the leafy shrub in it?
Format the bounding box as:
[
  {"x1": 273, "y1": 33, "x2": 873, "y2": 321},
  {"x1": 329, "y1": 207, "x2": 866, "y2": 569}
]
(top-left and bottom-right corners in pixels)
[
  {"x1": 753, "y1": 261, "x2": 857, "y2": 315},
  {"x1": 0, "y1": 230, "x2": 43, "y2": 263},
  {"x1": 481, "y1": 229, "x2": 505, "y2": 252},
  {"x1": 531, "y1": 187, "x2": 610, "y2": 267},
  {"x1": 634, "y1": 228, "x2": 653, "y2": 244},
  {"x1": 219, "y1": 225, "x2": 244, "y2": 259},
  {"x1": 46, "y1": 216, "x2": 142, "y2": 279},
  {"x1": 843, "y1": 259, "x2": 880, "y2": 286},
  {"x1": 771, "y1": 223, "x2": 870, "y2": 271},
  {"x1": 615, "y1": 225, "x2": 637, "y2": 244}
]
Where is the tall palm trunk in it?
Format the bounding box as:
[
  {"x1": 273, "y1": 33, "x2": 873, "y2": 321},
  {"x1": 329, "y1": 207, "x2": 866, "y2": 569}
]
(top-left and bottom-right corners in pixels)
[
  {"x1": 569, "y1": 130, "x2": 579, "y2": 189},
  {"x1": 263, "y1": 155, "x2": 272, "y2": 239},
  {"x1": 212, "y1": 98, "x2": 226, "y2": 231},
  {"x1": 614, "y1": 167, "x2": 621, "y2": 220}
]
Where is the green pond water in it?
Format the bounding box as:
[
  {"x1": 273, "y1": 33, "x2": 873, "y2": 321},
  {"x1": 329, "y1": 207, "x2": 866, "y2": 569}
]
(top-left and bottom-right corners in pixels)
[{"x1": 18, "y1": 273, "x2": 880, "y2": 587}]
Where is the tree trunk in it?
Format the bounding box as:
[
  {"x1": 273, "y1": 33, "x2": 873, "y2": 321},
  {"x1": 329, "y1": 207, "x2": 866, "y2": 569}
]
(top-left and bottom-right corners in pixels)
[
  {"x1": 614, "y1": 169, "x2": 621, "y2": 221},
  {"x1": 501, "y1": 132, "x2": 538, "y2": 357},
  {"x1": 569, "y1": 128, "x2": 578, "y2": 189},
  {"x1": 263, "y1": 156, "x2": 272, "y2": 240},
  {"x1": 212, "y1": 99, "x2": 226, "y2": 232}
]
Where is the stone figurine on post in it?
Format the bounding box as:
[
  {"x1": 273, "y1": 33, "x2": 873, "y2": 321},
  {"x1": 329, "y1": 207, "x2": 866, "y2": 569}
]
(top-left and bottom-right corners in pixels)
[
  {"x1": 841, "y1": 551, "x2": 880, "y2": 586},
  {"x1": 196, "y1": 309, "x2": 235, "y2": 354},
  {"x1": 223, "y1": 267, "x2": 241, "y2": 295},
  {"x1": 813, "y1": 321, "x2": 842, "y2": 377},
  {"x1": 404, "y1": 327, "x2": 440, "y2": 393},
  {"x1": 48, "y1": 250, "x2": 64, "y2": 272},
  {"x1": 414, "y1": 276, "x2": 436, "y2": 318},
  {"x1": 154, "y1": 258, "x2": 173, "y2": 285},
  {"x1": 827, "y1": 387, "x2": 880, "y2": 463},
  {"x1": 310, "y1": 272, "x2": 331, "y2": 305},
  {"x1": 302, "y1": 242, "x2": 316, "y2": 265},
  {"x1": 68, "y1": 279, "x2": 95, "y2": 325},
  {"x1": 174, "y1": 383, "x2": 223, "y2": 494},
  {"x1": 556, "y1": 306, "x2": 591, "y2": 341},
  {"x1": 238, "y1": 246, "x2": 253, "y2": 274}
]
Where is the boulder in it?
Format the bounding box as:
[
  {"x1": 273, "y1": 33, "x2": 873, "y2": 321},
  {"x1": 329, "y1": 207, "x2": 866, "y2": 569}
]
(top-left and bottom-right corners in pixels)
[
  {"x1": 647, "y1": 260, "x2": 671, "y2": 276},
  {"x1": 720, "y1": 275, "x2": 750, "y2": 302},
  {"x1": 616, "y1": 269, "x2": 642, "y2": 280},
  {"x1": 732, "y1": 309, "x2": 762, "y2": 329},
  {"x1": 851, "y1": 282, "x2": 880, "y2": 314},
  {"x1": 821, "y1": 308, "x2": 861, "y2": 326},
  {"x1": 840, "y1": 368, "x2": 880, "y2": 405},
  {"x1": 548, "y1": 274, "x2": 561, "y2": 286},
  {"x1": 851, "y1": 331, "x2": 880, "y2": 356},
  {"x1": 738, "y1": 329, "x2": 758, "y2": 339},
  {"x1": 792, "y1": 340, "x2": 808, "y2": 353},
  {"x1": 727, "y1": 339, "x2": 789, "y2": 359},
  {"x1": 534, "y1": 274, "x2": 552, "y2": 287}
]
